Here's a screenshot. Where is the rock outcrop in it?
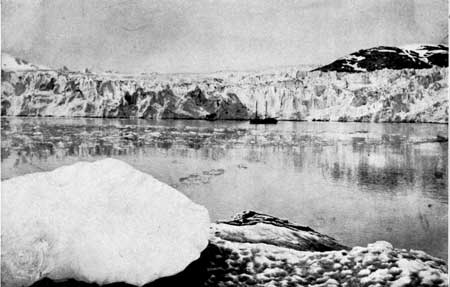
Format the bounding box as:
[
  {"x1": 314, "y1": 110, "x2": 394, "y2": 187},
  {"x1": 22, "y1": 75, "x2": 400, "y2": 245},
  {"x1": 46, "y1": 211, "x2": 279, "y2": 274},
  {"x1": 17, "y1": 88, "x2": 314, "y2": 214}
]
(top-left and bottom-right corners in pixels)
[
  {"x1": 314, "y1": 44, "x2": 448, "y2": 73},
  {"x1": 212, "y1": 211, "x2": 346, "y2": 252}
]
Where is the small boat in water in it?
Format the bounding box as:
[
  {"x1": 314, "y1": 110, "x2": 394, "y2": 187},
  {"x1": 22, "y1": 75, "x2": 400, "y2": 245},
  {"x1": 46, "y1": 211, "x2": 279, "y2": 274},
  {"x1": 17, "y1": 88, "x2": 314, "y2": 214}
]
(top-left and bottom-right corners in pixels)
[
  {"x1": 437, "y1": 134, "x2": 448, "y2": 142},
  {"x1": 250, "y1": 117, "x2": 278, "y2": 124},
  {"x1": 250, "y1": 102, "x2": 278, "y2": 124},
  {"x1": 205, "y1": 112, "x2": 218, "y2": 121}
]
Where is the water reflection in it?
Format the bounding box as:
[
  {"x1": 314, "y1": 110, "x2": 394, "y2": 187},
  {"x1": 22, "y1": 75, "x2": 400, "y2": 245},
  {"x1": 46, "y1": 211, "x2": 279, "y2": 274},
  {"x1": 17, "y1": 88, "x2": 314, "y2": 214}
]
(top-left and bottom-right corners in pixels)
[
  {"x1": 1, "y1": 117, "x2": 447, "y2": 200},
  {"x1": 1, "y1": 117, "x2": 448, "y2": 259}
]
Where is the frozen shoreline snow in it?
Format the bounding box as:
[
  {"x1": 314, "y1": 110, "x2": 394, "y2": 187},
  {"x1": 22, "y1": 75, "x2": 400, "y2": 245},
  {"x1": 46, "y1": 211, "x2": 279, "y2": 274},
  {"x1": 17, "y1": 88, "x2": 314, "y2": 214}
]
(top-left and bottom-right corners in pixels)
[
  {"x1": 1, "y1": 161, "x2": 448, "y2": 287},
  {"x1": 204, "y1": 212, "x2": 448, "y2": 287},
  {"x1": 26, "y1": 211, "x2": 449, "y2": 287}
]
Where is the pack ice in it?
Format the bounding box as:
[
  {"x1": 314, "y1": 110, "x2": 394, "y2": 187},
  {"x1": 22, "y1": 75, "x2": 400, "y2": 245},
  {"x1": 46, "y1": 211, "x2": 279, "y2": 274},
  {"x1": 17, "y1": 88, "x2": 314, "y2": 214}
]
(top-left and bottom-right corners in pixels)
[{"x1": 1, "y1": 159, "x2": 210, "y2": 287}]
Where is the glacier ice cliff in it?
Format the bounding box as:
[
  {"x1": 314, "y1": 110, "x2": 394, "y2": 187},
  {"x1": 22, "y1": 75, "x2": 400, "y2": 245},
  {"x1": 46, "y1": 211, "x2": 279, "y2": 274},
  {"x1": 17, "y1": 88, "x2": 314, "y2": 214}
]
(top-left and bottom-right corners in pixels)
[
  {"x1": 1, "y1": 66, "x2": 448, "y2": 123},
  {"x1": 1, "y1": 159, "x2": 210, "y2": 287}
]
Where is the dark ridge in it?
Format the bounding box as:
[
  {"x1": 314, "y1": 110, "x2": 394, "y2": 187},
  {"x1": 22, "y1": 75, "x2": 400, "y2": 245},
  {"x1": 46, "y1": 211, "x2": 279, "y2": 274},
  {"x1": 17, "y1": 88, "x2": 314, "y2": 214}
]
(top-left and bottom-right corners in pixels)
[
  {"x1": 218, "y1": 210, "x2": 316, "y2": 232},
  {"x1": 216, "y1": 210, "x2": 348, "y2": 252},
  {"x1": 313, "y1": 45, "x2": 448, "y2": 73}
]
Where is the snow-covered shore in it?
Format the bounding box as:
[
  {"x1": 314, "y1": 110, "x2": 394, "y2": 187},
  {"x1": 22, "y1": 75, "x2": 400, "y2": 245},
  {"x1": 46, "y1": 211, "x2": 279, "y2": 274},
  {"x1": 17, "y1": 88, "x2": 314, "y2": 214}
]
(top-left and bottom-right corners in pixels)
[
  {"x1": 1, "y1": 66, "x2": 448, "y2": 123},
  {"x1": 1, "y1": 160, "x2": 447, "y2": 287},
  {"x1": 202, "y1": 212, "x2": 448, "y2": 287},
  {"x1": 24, "y1": 211, "x2": 450, "y2": 287}
]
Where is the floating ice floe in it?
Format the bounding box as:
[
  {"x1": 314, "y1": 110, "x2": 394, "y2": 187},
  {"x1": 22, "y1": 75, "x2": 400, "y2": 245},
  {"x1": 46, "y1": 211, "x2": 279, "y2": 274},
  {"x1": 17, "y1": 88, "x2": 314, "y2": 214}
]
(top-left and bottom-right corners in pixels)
[{"x1": 1, "y1": 158, "x2": 210, "y2": 287}]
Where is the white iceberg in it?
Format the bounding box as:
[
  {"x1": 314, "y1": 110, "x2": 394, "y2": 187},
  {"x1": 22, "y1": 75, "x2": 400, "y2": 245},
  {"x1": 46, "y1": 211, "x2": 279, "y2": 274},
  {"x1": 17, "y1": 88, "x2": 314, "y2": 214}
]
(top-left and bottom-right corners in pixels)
[{"x1": 1, "y1": 158, "x2": 210, "y2": 287}]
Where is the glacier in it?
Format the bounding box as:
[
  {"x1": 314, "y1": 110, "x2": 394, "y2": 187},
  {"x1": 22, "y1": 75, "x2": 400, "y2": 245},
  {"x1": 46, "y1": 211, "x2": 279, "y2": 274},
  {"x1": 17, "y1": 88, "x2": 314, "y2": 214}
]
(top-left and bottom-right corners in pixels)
[
  {"x1": 1, "y1": 159, "x2": 210, "y2": 287},
  {"x1": 1, "y1": 66, "x2": 448, "y2": 123}
]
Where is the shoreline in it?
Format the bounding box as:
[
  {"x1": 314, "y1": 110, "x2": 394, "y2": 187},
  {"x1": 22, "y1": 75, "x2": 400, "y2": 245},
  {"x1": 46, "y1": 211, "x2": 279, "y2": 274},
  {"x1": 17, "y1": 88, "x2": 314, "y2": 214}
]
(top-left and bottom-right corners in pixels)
[
  {"x1": 2, "y1": 115, "x2": 449, "y2": 125},
  {"x1": 1, "y1": 158, "x2": 447, "y2": 286},
  {"x1": 26, "y1": 211, "x2": 449, "y2": 287}
]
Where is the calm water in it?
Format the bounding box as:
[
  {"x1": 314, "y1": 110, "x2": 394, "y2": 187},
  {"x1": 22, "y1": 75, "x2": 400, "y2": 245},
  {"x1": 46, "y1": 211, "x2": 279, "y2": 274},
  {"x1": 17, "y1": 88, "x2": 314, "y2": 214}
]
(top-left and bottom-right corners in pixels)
[{"x1": 1, "y1": 117, "x2": 448, "y2": 259}]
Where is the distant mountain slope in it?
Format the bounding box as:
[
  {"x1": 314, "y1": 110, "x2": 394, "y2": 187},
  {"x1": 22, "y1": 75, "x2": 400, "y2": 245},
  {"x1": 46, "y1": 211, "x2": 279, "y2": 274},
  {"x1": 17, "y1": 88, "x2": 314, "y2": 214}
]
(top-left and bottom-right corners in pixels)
[
  {"x1": 1, "y1": 53, "x2": 50, "y2": 71},
  {"x1": 313, "y1": 44, "x2": 448, "y2": 73}
]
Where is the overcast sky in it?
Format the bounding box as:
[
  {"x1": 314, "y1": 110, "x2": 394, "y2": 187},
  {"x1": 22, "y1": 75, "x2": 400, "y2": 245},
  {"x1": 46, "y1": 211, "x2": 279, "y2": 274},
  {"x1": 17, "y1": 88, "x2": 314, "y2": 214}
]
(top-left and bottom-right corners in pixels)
[{"x1": 2, "y1": 0, "x2": 448, "y2": 73}]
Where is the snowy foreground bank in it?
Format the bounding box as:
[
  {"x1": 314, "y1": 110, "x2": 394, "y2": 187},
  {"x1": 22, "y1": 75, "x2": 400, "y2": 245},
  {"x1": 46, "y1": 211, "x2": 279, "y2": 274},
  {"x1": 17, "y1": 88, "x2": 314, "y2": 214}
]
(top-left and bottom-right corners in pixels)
[{"x1": 2, "y1": 159, "x2": 448, "y2": 287}]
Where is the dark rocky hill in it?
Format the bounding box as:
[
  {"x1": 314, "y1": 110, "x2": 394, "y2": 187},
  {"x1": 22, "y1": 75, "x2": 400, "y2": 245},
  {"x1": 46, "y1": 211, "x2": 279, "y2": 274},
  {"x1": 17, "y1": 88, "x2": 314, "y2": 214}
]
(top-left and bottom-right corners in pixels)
[{"x1": 314, "y1": 44, "x2": 448, "y2": 73}]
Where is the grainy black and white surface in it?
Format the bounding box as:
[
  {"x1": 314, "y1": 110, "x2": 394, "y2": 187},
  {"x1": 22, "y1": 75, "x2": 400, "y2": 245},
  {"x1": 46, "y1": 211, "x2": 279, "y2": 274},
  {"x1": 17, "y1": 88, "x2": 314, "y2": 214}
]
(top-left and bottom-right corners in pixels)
[{"x1": 1, "y1": 1, "x2": 448, "y2": 287}]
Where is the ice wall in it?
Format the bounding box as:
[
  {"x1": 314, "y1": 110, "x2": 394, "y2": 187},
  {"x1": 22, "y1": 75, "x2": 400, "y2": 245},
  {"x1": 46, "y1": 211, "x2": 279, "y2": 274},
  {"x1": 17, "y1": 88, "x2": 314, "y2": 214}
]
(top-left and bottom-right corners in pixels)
[{"x1": 1, "y1": 67, "x2": 447, "y2": 123}]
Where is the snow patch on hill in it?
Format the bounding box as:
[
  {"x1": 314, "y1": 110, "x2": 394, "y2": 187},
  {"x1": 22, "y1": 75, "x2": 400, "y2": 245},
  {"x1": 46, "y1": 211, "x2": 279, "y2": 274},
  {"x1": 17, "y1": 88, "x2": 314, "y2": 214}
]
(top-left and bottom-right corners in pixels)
[
  {"x1": 1, "y1": 53, "x2": 50, "y2": 71},
  {"x1": 315, "y1": 44, "x2": 448, "y2": 73}
]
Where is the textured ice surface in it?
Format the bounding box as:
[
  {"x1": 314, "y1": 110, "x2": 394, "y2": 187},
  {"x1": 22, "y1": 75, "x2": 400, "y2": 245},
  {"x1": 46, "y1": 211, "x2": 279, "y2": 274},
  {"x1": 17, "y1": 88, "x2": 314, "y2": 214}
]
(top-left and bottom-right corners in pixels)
[
  {"x1": 202, "y1": 213, "x2": 448, "y2": 286},
  {"x1": 1, "y1": 66, "x2": 447, "y2": 123},
  {"x1": 205, "y1": 239, "x2": 448, "y2": 286},
  {"x1": 1, "y1": 159, "x2": 210, "y2": 286}
]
